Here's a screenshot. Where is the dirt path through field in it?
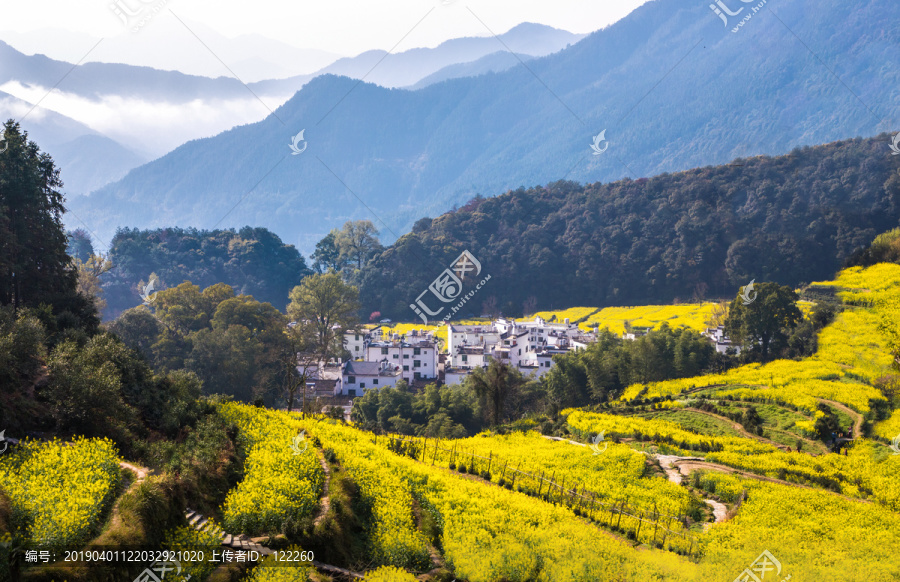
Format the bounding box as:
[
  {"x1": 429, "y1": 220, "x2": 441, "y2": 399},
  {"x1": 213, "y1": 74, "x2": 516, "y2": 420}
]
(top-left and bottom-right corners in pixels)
[
  {"x1": 704, "y1": 499, "x2": 727, "y2": 523},
  {"x1": 313, "y1": 449, "x2": 332, "y2": 527},
  {"x1": 681, "y1": 408, "x2": 788, "y2": 450},
  {"x1": 655, "y1": 455, "x2": 871, "y2": 504},
  {"x1": 815, "y1": 398, "x2": 863, "y2": 438},
  {"x1": 542, "y1": 435, "x2": 588, "y2": 447},
  {"x1": 118, "y1": 461, "x2": 151, "y2": 482}
]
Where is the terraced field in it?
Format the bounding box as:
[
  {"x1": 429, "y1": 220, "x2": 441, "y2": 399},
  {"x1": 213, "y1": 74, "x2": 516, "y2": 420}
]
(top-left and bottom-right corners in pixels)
[{"x1": 5, "y1": 264, "x2": 900, "y2": 581}]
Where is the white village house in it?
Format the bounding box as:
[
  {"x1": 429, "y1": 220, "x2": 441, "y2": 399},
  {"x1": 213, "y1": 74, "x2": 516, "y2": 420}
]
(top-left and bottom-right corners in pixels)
[
  {"x1": 340, "y1": 360, "x2": 402, "y2": 397},
  {"x1": 703, "y1": 325, "x2": 742, "y2": 355},
  {"x1": 312, "y1": 315, "x2": 738, "y2": 397},
  {"x1": 443, "y1": 317, "x2": 591, "y2": 384}
]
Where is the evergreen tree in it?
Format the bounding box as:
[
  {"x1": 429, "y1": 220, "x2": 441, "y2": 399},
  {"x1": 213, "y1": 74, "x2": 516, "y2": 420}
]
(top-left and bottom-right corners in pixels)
[
  {"x1": 0, "y1": 121, "x2": 76, "y2": 309},
  {"x1": 66, "y1": 228, "x2": 95, "y2": 262}
]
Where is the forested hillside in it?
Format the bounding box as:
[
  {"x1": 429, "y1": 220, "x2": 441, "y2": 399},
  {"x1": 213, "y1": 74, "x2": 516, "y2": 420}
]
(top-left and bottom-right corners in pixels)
[
  {"x1": 357, "y1": 134, "x2": 900, "y2": 318},
  {"x1": 99, "y1": 227, "x2": 311, "y2": 318}
]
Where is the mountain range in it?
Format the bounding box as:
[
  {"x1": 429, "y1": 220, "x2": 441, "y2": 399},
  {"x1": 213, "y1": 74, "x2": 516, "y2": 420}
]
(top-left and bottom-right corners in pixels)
[
  {"x1": 0, "y1": 22, "x2": 580, "y2": 197},
  {"x1": 0, "y1": 89, "x2": 146, "y2": 196},
  {"x1": 65, "y1": 0, "x2": 900, "y2": 254}
]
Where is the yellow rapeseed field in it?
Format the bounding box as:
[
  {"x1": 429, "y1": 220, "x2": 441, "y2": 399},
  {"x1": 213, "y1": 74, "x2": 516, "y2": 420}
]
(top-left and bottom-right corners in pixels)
[
  {"x1": 580, "y1": 303, "x2": 719, "y2": 334},
  {"x1": 0, "y1": 437, "x2": 120, "y2": 551},
  {"x1": 407, "y1": 430, "x2": 692, "y2": 518},
  {"x1": 218, "y1": 403, "x2": 324, "y2": 534}
]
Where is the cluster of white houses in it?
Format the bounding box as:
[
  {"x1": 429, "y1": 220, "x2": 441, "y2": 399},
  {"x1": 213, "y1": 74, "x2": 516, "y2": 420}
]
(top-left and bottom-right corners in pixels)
[
  {"x1": 300, "y1": 317, "x2": 740, "y2": 400},
  {"x1": 308, "y1": 317, "x2": 596, "y2": 398}
]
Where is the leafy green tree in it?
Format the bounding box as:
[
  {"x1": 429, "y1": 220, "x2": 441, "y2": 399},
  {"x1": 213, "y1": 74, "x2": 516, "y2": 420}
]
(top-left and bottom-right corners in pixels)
[
  {"x1": 468, "y1": 360, "x2": 525, "y2": 427},
  {"x1": 376, "y1": 387, "x2": 415, "y2": 430},
  {"x1": 725, "y1": 282, "x2": 803, "y2": 361},
  {"x1": 105, "y1": 307, "x2": 163, "y2": 357},
  {"x1": 784, "y1": 303, "x2": 837, "y2": 358},
  {"x1": 0, "y1": 306, "x2": 48, "y2": 431},
  {"x1": 44, "y1": 336, "x2": 143, "y2": 450},
  {"x1": 351, "y1": 382, "x2": 480, "y2": 436},
  {"x1": 187, "y1": 325, "x2": 259, "y2": 401},
  {"x1": 112, "y1": 281, "x2": 292, "y2": 403},
  {"x1": 153, "y1": 282, "x2": 234, "y2": 335},
  {"x1": 542, "y1": 325, "x2": 718, "y2": 408},
  {"x1": 153, "y1": 369, "x2": 203, "y2": 436},
  {"x1": 335, "y1": 220, "x2": 382, "y2": 270},
  {"x1": 544, "y1": 356, "x2": 589, "y2": 410},
  {"x1": 287, "y1": 273, "x2": 360, "y2": 362},
  {"x1": 311, "y1": 229, "x2": 345, "y2": 273}
]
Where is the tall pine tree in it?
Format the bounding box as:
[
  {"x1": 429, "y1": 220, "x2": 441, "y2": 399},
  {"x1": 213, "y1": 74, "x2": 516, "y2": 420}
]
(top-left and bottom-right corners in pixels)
[{"x1": 0, "y1": 120, "x2": 97, "y2": 332}]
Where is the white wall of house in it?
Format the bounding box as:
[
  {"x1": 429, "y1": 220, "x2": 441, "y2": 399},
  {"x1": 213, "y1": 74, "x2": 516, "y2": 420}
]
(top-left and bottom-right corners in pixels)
[
  {"x1": 343, "y1": 331, "x2": 366, "y2": 359},
  {"x1": 340, "y1": 371, "x2": 400, "y2": 397},
  {"x1": 450, "y1": 348, "x2": 488, "y2": 368},
  {"x1": 365, "y1": 342, "x2": 437, "y2": 382}
]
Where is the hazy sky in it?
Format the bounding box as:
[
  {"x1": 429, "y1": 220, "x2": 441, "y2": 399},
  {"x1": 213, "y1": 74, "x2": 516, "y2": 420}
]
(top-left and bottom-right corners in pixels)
[{"x1": 0, "y1": 0, "x2": 651, "y2": 57}]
